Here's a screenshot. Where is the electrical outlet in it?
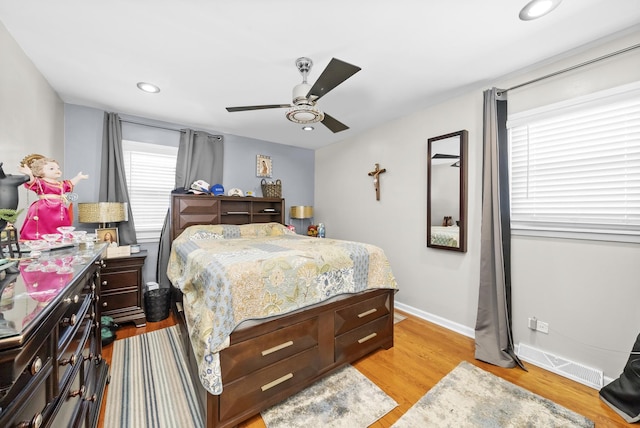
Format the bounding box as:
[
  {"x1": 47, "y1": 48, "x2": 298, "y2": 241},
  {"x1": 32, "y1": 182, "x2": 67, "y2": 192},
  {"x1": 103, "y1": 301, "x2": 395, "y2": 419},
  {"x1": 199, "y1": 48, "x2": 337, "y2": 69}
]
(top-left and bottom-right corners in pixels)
[{"x1": 536, "y1": 320, "x2": 549, "y2": 334}]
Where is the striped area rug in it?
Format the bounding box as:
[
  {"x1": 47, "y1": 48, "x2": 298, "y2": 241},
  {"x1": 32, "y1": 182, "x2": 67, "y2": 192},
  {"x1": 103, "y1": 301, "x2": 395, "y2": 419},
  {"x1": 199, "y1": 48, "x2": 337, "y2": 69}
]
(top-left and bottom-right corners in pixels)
[{"x1": 104, "y1": 326, "x2": 204, "y2": 427}]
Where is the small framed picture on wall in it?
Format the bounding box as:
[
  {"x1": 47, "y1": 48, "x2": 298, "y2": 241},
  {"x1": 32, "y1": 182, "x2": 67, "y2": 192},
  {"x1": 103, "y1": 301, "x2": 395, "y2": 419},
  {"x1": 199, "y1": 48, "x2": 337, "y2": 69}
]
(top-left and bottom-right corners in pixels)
[{"x1": 257, "y1": 154, "x2": 272, "y2": 178}]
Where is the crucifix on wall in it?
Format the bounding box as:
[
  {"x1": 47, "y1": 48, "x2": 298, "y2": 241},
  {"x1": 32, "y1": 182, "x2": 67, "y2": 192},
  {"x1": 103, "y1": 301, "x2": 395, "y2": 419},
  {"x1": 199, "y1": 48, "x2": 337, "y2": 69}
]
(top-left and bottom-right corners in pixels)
[{"x1": 367, "y1": 163, "x2": 387, "y2": 201}]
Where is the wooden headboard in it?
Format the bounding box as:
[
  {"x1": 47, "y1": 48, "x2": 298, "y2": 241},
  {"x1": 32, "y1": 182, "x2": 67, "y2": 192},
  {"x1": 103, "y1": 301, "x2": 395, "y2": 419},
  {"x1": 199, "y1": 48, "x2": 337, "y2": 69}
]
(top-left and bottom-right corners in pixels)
[{"x1": 169, "y1": 194, "x2": 285, "y2": 241}]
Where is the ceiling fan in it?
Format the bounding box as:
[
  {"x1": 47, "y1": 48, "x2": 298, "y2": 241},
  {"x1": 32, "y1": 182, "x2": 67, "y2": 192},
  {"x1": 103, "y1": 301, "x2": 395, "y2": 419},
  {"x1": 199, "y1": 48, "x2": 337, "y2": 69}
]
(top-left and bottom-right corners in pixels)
[
  {"x1": 225, "y1": 57, "x2": 361, "y2": 133},
  {"x1": 432, "y1": 153, "x2": 460, "y2": 167}
]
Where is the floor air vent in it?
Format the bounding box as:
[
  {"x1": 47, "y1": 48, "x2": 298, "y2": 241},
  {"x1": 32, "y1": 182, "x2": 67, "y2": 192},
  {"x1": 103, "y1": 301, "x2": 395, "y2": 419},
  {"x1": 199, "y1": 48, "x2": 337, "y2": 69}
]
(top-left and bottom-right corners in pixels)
[{"x1": 517, "y1": 343, "x2": 603, "y2": 389}]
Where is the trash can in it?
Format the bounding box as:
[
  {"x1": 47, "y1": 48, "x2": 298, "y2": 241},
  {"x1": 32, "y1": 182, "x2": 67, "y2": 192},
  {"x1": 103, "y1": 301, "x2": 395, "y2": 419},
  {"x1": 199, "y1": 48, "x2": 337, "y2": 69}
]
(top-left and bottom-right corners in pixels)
[{"x1": 144, "y1": 282, "x2": 171, "y2": 322}]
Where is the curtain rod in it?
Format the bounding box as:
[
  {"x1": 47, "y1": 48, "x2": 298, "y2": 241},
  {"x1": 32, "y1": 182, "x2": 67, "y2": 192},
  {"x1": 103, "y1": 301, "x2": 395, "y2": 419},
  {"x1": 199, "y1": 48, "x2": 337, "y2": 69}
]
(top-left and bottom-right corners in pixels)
[
  {"x1": 121, "y1": 119, "x2": 183, "y2": 133},
  {"x1": 499, "y1": 43, "x2": 640, "y2": 95}
]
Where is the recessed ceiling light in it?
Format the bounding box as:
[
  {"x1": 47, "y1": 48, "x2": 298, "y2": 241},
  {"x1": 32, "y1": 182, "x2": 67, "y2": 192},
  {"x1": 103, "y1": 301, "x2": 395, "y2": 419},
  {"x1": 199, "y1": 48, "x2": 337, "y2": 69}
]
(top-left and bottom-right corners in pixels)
[
  {"x1": 302, "y1": 126, "x2": 314, "y2": 131},
  {"x1": 519, "y1": 0, "x2": 562, "y2": 21},
  {"x1": 137, "y1": 82, "x2": 160, "y2": 93}
]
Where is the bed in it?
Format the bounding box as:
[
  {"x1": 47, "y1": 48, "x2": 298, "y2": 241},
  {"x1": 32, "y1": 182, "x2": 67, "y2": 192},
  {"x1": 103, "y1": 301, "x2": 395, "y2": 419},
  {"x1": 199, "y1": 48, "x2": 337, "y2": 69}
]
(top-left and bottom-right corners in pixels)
[
  {"x1": 429, "y1": 225, "x2": 459, "y2": 247},
  {"x1": 167, "y1": 194, "x2": 398, "y2": 428}
]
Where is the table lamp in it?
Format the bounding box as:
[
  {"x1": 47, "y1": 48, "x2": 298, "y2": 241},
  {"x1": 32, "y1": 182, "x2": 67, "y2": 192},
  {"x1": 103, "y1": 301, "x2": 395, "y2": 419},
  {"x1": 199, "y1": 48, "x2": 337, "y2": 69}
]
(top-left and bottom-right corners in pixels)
[
  {"x1": 78, "y1": 202, "x2": 128, "y2": 228},
  {"x1": 290, "y1": 205, "x2": 313, "y2": 234}
]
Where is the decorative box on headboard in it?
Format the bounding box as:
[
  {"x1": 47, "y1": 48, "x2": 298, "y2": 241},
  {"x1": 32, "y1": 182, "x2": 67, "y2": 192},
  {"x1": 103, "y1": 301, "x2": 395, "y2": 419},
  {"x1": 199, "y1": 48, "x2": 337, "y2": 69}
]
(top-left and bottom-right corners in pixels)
[{"x1": 170, "y1": 194, "x2": 285, "y2": 241}]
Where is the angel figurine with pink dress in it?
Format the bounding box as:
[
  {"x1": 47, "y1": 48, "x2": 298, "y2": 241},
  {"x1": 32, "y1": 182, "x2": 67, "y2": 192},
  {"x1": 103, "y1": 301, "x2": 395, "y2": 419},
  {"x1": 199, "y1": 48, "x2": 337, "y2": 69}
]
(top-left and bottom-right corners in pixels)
[{"x1": 18, "y1": 154, "x2": 88, "y2": 240}]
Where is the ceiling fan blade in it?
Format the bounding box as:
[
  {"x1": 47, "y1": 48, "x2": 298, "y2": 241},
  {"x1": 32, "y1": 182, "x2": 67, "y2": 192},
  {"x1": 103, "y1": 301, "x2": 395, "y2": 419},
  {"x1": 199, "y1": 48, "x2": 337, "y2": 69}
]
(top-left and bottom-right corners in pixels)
[
  {"x1": 432, "y1": 153, "x2": 460, "y2": 159},
  {"x1": 306, "y1": 58, "x2": 361, "y2": 101},
  {"x1": 321, "y1": 113, "x2": 349, "y2": 133},
  {"x1": 226, "y1": 104, "x2": 291, "y2": 112}
]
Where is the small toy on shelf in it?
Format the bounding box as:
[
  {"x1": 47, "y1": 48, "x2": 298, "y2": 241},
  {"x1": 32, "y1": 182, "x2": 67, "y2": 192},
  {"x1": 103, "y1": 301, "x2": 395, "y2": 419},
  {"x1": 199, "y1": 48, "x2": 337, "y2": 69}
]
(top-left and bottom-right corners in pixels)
[{"x1": 307, "y1": 224, "x2": 318, "y2": 237}]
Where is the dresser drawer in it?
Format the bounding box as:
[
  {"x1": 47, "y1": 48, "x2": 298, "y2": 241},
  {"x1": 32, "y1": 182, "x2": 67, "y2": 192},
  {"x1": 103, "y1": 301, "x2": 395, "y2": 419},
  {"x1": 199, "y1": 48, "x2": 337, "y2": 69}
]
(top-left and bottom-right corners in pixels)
[
  {"x1": 58, "y1": 293, "x2": 92, "y2": 352},
  {"x1": 51, "y1": 361, "x2": 85, "y2": 427},
  {"x1": 0, "y1": 362, "x2": 53, "y2": 428},
  {"x1": 221, "y1": 317, "x2": 319, "y2": 383},
  {"x1": 58, "y1": 320, "x2": 93, "y2": 389},
  {"x1": 334, "y1": 292, "x2": 390, "y2": 336},
  {"x1": 101, "y1": 289, "x2": 139, "y2": 312},
  {"x1": 220, "y1": 346, "x2": 321, "y2": 421},
  {"x1": 0, "y1": 336, "x2": 51, "y2": 407},
  {"x1": 335, "y1": 315, "x2": 392, "y2": 363},
  {"x1": 101, "y1": 269, "x2": 139, "y2": 291}
]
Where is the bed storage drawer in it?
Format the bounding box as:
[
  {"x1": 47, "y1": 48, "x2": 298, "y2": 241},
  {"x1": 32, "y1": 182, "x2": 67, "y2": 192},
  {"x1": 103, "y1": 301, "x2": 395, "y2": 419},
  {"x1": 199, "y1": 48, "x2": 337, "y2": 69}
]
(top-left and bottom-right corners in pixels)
[
  {"x1": 219, "y1": 347, "x2": 321, "y2": 421},
  {"x1": 334, "y1": 292, "x2": 391, "y2": 336},
  {"x1": 221, "y1": 317, "x2": 319, "y2": 382},
  {"x1": 335, "y1": 315, "x2": 392, "y2": 363}
]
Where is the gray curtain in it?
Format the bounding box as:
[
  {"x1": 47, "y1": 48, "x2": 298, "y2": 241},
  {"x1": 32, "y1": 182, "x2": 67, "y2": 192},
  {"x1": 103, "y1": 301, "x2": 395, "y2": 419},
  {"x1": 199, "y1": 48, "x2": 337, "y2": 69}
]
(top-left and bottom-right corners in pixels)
[
  {"x1": 156, "y1": 130, "x2": 224, "y2": 288},
  {"x1": 474, "y1": 88, "x2": 524, "y2": 369},
  {"x1": 99, "y1": 112, "x2": 137, "y2": 245}
]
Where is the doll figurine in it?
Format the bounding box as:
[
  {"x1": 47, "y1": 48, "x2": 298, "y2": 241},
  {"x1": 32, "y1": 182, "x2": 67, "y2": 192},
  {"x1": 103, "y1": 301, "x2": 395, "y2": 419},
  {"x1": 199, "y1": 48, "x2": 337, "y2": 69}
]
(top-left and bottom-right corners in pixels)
[{"x1": 18, "y1": 154, "x2": 88, "y2": 240}]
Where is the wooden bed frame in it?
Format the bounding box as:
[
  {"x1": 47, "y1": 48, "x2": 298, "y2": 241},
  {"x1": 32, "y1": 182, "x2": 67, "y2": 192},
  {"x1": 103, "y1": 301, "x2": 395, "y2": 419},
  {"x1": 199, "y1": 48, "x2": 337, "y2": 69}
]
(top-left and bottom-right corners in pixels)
[{"x1": 169, "y1": 194, "x2": 395, "y2": 428}]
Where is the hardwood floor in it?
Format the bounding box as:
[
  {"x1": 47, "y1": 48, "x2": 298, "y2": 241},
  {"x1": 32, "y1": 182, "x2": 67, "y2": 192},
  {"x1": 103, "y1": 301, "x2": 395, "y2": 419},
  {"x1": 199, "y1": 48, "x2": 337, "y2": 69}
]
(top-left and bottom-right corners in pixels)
[{"x1": 98, "y1": 311, "x2": 627, "y2": 427}]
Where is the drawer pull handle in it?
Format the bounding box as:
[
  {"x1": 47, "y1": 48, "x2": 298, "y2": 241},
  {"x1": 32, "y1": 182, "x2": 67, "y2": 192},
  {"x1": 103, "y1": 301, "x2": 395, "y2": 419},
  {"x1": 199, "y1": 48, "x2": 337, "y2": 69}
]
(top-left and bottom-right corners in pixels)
[
  {"x1": 61, "y1": 314, "x2": 77, "y2": 327},
  {"x1": 102, "y1": 301, "x2": 108, "y2": 308},
  {"x1": 358, "y1": 332, "x2": 377, "y2": 344},
  {"x1": 69, "y1": 385, "x2": 86, "y2": 398},
  {"x1": 60, "y1": 354, "x2": 77, "y2": 366},
  {"x1": 261, "y1": 340, "x2": 293, "y2": 356},
  {"x1": 358, "y1": 308, "x2": 377, "y2": 318},
  {"x1": 30, "y1": 357, "x2": 42, "y2": 375},
  {"x1": 17, "y1": 412, "x2": 42, "y2": 428},
  {"x1": 261, "y1": 373, "x2": 293, "y2": 391},
  {"x1": 63, "y1": 295, "x2": 80, "y2": 304}
]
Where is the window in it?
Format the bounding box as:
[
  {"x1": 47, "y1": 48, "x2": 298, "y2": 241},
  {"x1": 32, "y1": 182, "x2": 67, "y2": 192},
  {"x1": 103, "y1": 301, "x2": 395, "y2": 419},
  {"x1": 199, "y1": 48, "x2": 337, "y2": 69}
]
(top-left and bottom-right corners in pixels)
[
  {"x1": 122, "y1": 140, "x2": 178, "y2": 241},
  {"x1": 508, "y1": 82, "x2": 640, "y2": 242}
]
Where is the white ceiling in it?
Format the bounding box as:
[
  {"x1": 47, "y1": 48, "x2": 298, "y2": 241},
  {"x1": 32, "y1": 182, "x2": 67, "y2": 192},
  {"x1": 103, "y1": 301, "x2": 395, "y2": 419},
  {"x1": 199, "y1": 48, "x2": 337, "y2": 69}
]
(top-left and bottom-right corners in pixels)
[{"x1": 1, "y1": 1, "x2": 639, "y2": 150}]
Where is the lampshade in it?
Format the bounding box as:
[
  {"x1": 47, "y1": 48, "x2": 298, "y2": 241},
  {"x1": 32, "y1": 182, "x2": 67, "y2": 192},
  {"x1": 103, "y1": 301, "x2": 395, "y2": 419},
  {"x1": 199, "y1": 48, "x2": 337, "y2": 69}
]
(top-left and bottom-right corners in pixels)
[
  {"x1": 290, "y1": 206, "x2": 313, "y2": 219},
  {"x1": 78, "y1": 202, "x2": 128, "y2": 224}
]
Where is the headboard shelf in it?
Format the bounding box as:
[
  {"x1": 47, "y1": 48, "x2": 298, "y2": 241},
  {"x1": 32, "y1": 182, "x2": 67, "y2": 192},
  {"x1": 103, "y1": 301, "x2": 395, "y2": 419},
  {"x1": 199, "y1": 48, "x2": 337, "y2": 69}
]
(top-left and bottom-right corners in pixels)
[{"x1": 170, "y1": 194, "x2": 285, "y2": 240}]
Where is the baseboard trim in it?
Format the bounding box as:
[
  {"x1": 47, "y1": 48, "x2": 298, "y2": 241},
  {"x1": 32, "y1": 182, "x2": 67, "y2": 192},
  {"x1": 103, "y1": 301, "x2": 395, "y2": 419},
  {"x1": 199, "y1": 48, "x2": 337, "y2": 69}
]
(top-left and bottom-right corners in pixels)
[
  {"x1": 394, "y1": 300, "x2": 614, "y2": 388},
  {"x1": 395, "y1": 301, "x2": 475, "y2": 339}
]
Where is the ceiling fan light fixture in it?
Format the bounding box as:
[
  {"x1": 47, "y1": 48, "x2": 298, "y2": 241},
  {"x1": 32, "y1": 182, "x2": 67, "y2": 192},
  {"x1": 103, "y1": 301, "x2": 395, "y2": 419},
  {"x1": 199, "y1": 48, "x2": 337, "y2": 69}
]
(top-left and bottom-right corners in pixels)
[
  {"x1": 519, "y1": 0, "x2": 562, "y2": 20},
  {"x1": 286, "y1": 104, "x2": 324, "y2": 124},
  {"x1": 302, "y1": 125, "x2": 314, "y2": 131},
  {"x1": 137, "y1": 82, "x2": 160, "y2": 93}
]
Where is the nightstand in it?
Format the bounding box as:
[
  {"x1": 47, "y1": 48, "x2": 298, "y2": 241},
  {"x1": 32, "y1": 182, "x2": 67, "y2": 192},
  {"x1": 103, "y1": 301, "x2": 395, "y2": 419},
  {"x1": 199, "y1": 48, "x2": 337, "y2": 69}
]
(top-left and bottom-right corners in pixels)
[{"x1": 100, "y1": 250, "x2": 147, "y2": 327}]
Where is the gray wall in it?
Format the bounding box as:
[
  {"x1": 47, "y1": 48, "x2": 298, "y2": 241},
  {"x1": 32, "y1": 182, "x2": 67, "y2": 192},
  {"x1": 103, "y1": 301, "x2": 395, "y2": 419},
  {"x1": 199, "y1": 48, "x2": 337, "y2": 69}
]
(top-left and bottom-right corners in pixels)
[
  {"x1": 5, "y1": 14, "x2": 638, "y2": 386},
  {"x1": 0, "y1": 21, "x2": 64, "y2": 206},
  {"x1": 315, "y1": 28, "x2": 640, "y2": 383},
  {"x1": 64, "y1": 104, "x2": 315, "y2": 284}
]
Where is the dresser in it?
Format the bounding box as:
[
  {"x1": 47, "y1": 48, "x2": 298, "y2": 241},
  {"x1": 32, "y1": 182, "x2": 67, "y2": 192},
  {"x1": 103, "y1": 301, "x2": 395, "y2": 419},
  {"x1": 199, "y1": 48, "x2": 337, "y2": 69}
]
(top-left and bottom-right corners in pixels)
[
  {"x1": 0, "y1": 244, "x2": 109, "y2": 428},
  {"x1": 100, "y1": 251, "x2": 147, "y2": 327}
]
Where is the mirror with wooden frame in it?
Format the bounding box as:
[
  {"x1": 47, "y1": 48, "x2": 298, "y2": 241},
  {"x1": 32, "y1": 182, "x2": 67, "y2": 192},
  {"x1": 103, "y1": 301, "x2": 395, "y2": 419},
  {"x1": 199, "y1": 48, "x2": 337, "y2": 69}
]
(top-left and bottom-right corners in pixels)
[{"x1": 427, "y1": 130, "x2": 468, "y2": 252}]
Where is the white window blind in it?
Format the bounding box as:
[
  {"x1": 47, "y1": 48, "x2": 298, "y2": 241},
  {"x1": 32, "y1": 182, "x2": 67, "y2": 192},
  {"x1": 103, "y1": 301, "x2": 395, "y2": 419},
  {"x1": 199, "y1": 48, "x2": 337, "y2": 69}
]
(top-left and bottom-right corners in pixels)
[
  {"x1": 122, "y1": 140, "x2": 178, "y2": 241},
  {"x1": 508, "y1": 82, "x2": 640, "y2": 241}
]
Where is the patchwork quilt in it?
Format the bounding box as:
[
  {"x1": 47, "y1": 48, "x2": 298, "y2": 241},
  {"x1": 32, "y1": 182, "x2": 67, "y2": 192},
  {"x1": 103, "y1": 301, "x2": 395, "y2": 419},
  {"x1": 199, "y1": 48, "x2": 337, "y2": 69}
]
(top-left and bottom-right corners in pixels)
[{"x1": 167, "y1": 222, "x2": 398, "y2": 394}]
